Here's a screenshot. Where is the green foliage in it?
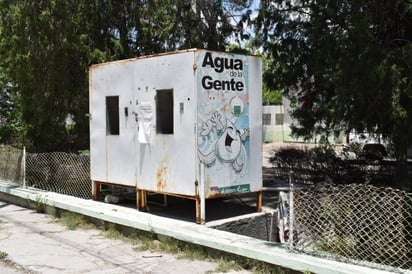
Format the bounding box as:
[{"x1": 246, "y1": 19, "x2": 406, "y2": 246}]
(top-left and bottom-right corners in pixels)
[
  {"x1": 270, "y1": 147, "x2": 309, "y2": 167},
  {"x1": 102, "y1": 223, "x2": 130, "y2": 240},
  {"x1": 262, "y1": 52, "x2": 283, "y2": 105},
  {"x1": 53, "y1": 215, "x2": 299, "y2": 274},
  {"x1": 30, "y1": 194, "x2": 47, "y2": 213},
  {"x1": 0, "y1": 0, "x2": 97, "y2": 151},
  {"x1": 56, "y1": 211, "x2": 96, "y2": 230},
  {"x1": 176, "y1": 0, "x2": 253, "y2": 51},
  {"x1": 0, "y1": 251, "x2": 7, "y2": 260},
  {"x1": 0, "y1": 0, "x2": 253, "y2": 152},
  {"x1": 255, "y1": 0, "x2": 412, "y2": 171},
  {"x1": 213, "y1": 258, "x2": 243, "y2": 272},
  {"x1": 227, "y1": 43, "x2": 283, "y2": 105},
  {"x1": 226, "y1": 44, "x2": 251, "y2": 55},
  {"x1": 0, "y1": 76, "x2": 25, "y2": 145},
  {"x1": 263, "y1": 84, "x2": 282, "y2": 105}
]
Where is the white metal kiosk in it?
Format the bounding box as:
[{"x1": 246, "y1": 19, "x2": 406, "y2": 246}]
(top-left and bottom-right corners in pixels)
[{"x1": 89, "y1": 49, "x2": 262, "y2": 223}]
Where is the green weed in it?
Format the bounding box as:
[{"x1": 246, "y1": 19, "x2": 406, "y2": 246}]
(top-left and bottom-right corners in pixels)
[
  {"x1": 0, "y1": 251, "x2": 8, "y2": 260},
  {"x1": 56, "y1": 211, "x2": 95, "y2": 230},
  {"x1": 213, "y1": 258, "x2": 243, "y2": 272},
  {"x1": 52, "y1": 213, "x2": 301, "y2": 274}
]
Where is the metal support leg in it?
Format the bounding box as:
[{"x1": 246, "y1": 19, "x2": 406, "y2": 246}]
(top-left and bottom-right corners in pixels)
[
  {"x1": 256, "y1": 191, "x2": 263, "y2": 212},
  {"x1": 92, "y1": 181, "x2": 100, "y2": 200},
  {"x1": 136, "y1": 189, "x2": 147, "y2": 211},
  {"x1": 195, "y1": 162, "x2": 206, "y2": 224},
  {"x1": 199, "y1": 162, "x2": 205, "y2": 224},
  {"x1": 195, "y1": 197, "x2": 201, "y2": 224}
]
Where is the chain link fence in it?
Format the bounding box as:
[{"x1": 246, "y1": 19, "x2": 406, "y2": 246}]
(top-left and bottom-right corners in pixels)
[
  {"x1": 1, "y1": 144, "x2": 412, "y2": 271},
  {"x1": 269, "y1": 146, "x2": 412, "y2": 272},
  {"x1": 289, "y1": 183, "x2": 412, "y2": 272},
  {"x1": 0, "y1": 145, "x2": 23, "y2": 183},
  {"x1": 0, "y1": 145, "x2": 91, "y2": 199},
  {"x1": 25, "y1": 152, "x2": 91, "y2": 199}
]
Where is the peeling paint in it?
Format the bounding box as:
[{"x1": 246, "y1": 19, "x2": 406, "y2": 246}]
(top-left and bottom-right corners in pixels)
[{"x1": 156, "y1": 158, "x2": 168, "y2": 191}]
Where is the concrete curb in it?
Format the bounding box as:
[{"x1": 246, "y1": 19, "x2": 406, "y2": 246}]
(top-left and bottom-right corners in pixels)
[{"x1": 0, "y1": 181, "x2": 394, "y2": 274}]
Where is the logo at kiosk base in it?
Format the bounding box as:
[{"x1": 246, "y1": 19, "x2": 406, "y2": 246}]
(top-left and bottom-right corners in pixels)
[{"x1": 210, "y1": 184, "x2": 250, "y2": 194}]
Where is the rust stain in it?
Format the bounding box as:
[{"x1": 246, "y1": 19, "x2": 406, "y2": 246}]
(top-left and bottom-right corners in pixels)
[
  {"x1": 207, "y1": 192, "x2": 225, "y2": 199},
  {"x1": 156, "y1": 158, "x2": 168, "y2": 191}
]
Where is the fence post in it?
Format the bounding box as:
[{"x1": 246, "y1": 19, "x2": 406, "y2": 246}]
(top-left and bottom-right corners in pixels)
[
  {"x1": 22, "y1": 146, "x2": 26, "y2": 188},
  {"x1": 288, "y1": 169, "x2": 294, "y2": 249}
]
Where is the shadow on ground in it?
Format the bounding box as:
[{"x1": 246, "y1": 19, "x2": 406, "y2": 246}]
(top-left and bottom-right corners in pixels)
[{"x1": 101, "y1": 166, "x2": 284, "y2": 223}]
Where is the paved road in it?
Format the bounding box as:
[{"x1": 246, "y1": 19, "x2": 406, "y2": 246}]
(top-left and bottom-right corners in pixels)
[{"x1": 0, "y1": 201, "x2": 250, "y2": 274}]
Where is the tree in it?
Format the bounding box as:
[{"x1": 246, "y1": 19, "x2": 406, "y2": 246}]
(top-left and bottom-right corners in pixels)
[
  {"x1": 0, "y1": 1, "x2": 101, "y2": 151},
  {"x1": 255, "y1": 0, "x2": 412, "y2": 184},
  {"x1": 262, "y1": 54, "x2": 282, "y2": 105},
  {"x1": 177, "y1": 0, "x2": 253, "y2": 51},
  {"x1": 0, "y1": 70, "x2": 24, "y2": 145},
  {"x1": 227, "y1": 42, "x2": 283, "y2": 105},
  {"x1": 0, "y1": 0, "x2": 252, "y2": 151}
]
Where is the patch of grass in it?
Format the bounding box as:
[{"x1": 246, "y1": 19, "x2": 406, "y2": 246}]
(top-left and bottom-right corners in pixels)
[
  {"x1": 130, "y1": 232, "x2": 297, "y2": 273},
  {"x1": 156, "y1": 236, "x2": 208, "y2": 261},
  {"x1": 0, "y1": 251, "x2": 8, "y2": 260},
  {"x1": 102, "y1": 223, "x2": 129, "y2": 240},
  {"x1": 28, "y1": 194, "x2": 47, "y2": 213},
  {"x1": 51, "y1": 213, "x2": 301, "y2": 274},
  {"x1": 132, "y1": 231, "x2": 164, "y2": 252},
  {"x1": 55, "y1": 211, "x2": 95, "y2": 230},
  {"x1": 176, "y1": 244, "x2": 208, "y2": 261},
  {"x1": 213, "y1": 258, "x2": 243, "y2": 273},
  {"x1": 102, "y1": 223, "x2": 152, "y2": 250},
  {"x1": 133, "y1": 237, "x2": 157, "y2": 252}
]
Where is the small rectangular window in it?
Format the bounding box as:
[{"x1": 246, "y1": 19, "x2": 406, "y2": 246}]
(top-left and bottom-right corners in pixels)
[
  {"x1": 106, "y1": 96, "x2": 119, "y2": 135},
  {"x1": 156, "y1": 89, "x2": 174, "y2": 134},
  {"x1": 275, "y1": 113, "x2": 284, "y2": 125},
  {"x1": 263, "y1": 113, "x2": 271, "y2": 125}
]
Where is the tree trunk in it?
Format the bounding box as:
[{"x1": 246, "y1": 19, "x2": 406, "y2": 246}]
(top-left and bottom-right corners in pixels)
[{"x1": 393, "y1": 139, "x2": 410, "y2": 190}]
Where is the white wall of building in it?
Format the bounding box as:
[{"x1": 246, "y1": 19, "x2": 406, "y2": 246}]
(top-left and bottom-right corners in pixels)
[{"x1": 263, "y1": 97, "x2": 346, "y2": 144}]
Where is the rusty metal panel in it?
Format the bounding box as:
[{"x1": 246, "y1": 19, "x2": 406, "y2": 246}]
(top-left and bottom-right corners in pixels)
[
  {"x1": 135, "y1": 51, "x2": 197, "y2": 195},
  {"x1": 89, "y1": 60, "x2": 137, "y2": 186}
]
